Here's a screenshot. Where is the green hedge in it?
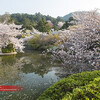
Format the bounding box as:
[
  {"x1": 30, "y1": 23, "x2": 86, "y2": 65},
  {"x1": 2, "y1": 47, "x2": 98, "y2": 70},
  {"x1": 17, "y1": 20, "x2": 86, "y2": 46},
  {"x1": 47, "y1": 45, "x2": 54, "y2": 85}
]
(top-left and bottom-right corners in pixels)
[
  {"x1": 63, "y1": 77, "x2": 100, "y2": 100},
  {"x1": 2, "y1": 43, "x2": 15, "y2": 53},
  {"x1": 38, "y1": 70, "x2": 100, "y2": 100}
]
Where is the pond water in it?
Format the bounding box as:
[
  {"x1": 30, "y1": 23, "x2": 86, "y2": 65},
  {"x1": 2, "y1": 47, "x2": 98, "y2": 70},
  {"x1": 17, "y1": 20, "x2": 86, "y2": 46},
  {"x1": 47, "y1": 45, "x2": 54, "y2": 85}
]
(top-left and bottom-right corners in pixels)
[{"x1": 0, "y1": 51, "x2": 98, "y2": 100}]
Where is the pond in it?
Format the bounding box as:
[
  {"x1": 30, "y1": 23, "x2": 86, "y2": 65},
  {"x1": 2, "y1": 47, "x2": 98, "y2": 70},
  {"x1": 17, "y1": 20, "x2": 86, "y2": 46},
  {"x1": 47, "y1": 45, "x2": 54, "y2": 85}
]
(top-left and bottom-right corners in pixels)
[{"x1": 0, "y1": 51, "x2": 98, "y2": 100}]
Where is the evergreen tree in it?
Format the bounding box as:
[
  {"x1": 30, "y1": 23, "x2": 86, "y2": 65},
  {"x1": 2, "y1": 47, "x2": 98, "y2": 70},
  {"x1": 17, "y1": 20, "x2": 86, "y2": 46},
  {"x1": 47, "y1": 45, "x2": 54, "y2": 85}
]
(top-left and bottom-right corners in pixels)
[
  {"x1": 36, "y1": 18, "x2": 51, "y2": 32},
  {"x1": 61, "y1": 17, "x2": 75, "y2": 29}
]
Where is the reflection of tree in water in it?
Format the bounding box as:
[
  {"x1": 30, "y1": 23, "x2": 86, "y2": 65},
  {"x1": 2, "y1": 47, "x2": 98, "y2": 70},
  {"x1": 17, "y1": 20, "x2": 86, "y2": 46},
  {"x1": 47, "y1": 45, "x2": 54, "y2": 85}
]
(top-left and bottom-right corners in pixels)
[
  {"x1": 54, "y1": 62, "x2": 100, "y2": 78},
  {"x1": 0, "y1": 63, "x2": 21, "y2": 84},
  {"x1": 1, "y1": 55, "x2": 16, "y2": 65},
  {"x1": 0, "y1": 55, "x2": 24, "y2": 84},
  {"x1": 1, "y1": 52, "x2": 99, "y2": 83},
  {"x1": 0, "y1": 53, "x2": 57, "y2": 100},
  {"x1": 20, "y1": 53, "x2": 56, "y2": 77},
  {"x1": 0, "y1": 52, "x2": 59, "y2": 80}
]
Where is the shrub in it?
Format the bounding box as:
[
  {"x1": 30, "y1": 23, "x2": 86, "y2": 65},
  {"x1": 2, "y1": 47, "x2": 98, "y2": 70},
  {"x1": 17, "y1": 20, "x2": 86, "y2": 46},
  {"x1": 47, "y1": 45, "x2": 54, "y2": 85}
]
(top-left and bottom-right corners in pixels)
[
  {"x1": 28, "y1": 34, "x2": 61, "y2": 50},
  {"x1": 38, "y1": 70, "x2": 100, "y2": 100},
  {"x1": 2, "y1": 43, "x2": 15, "y2": 53},
  {"x1": 63, "y1": 77, "x2": 100, "y2": 100}
]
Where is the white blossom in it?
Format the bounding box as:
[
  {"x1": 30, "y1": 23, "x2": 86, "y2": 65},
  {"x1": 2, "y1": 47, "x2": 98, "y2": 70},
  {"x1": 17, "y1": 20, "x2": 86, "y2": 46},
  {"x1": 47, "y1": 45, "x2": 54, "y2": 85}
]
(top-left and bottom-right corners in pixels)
[
  {"x1": 53, "y1": 10, "x2": 100, "y2": 68},
  {"x1": 0, "y1": 23, "x2": 24, "y2": 52}
]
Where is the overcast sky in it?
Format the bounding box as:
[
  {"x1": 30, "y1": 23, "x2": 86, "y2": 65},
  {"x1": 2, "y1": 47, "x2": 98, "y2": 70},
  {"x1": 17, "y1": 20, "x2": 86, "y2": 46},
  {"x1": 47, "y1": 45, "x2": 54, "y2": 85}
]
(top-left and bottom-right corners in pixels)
[{"x1": 0, "y1": 0, "x2": 100, "y2": 17}]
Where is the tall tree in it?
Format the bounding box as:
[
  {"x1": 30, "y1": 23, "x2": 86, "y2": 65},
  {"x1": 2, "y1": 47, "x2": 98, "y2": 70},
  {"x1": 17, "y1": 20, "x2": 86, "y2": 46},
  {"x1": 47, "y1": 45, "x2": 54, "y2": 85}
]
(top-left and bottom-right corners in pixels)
[
  {"x1": 36, "y1": 18, "x2": 51, "y2": 32},
  {"x1": 61, "y1": 17, "x2": 75, "y2": 29}
]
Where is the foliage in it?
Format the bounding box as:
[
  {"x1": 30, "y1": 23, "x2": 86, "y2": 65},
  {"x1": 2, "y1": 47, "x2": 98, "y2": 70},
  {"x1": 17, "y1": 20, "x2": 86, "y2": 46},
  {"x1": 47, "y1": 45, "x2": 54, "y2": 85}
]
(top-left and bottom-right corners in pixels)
[
  {"x1": 53, "y1": 10, "x2": 100, "y2": 68},
  {"x1": 61, "y1": 17, "x2": 75, "y2": 29},
  {"x1": 9, "y1": 13, "x2": 64, "y2": 31},
  {"x1": 36, "y1": 18, "x2": 51, "y2": 33},
  {"x1": 22, "y1": 25, "x2": 33, "y2": 31},
  {"x1": 0, "y1": 13, "x2": 64, "y2": 31},
  {"x1": 21, "y1": 34, "x2": 26, "y2": 38},
  {"x1": 28, "y1": 34, "x2": 61, "y2": 50},
  {"x1": 38, "y1": 70, "x2": 100, "y2": 100},
  {"x1": 2, "y1": 43, "x2": 15, "y2": 53},
  {"x1": 0, "y1": 12, "x2": 11, "y2": 24},
  {"x1": 63, "y1": 77, "x2": 100, "y2": 100},
  {"x1": 0, "y1": 23, "x2": 24, "y2": 52},
  {"x1": 21, "y1": 34, "x2": 30, "y2": 38}
]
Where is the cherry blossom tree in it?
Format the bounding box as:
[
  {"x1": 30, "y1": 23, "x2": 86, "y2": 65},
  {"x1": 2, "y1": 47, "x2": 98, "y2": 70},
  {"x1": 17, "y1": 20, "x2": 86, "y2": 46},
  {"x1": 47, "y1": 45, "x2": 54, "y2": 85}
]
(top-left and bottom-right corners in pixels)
[
  {"x1": 0, "y1": 23, "x2": 24, "y2": 52},
  {"x1": 53, "y1": 10, "x2": 100, "y2": 68}
]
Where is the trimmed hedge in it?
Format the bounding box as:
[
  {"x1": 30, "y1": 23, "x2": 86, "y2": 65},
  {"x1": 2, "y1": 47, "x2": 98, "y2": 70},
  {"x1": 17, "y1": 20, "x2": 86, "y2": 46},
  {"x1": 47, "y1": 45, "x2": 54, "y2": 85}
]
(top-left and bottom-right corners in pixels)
[
  {"x1": 38, "y1": 70, "x2": 100, "y2": 100},
  {"x1": 63, "y1": 77, "x2": 100, "y2": 100}
]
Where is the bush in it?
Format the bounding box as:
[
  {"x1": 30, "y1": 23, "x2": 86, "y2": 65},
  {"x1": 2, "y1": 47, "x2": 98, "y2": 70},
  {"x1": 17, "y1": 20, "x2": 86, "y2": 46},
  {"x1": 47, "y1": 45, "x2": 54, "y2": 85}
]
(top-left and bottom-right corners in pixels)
[
  {"x1": 28, "y1": 34, "x2": 61, "y2": 50},
  {"x1": 2, "y1": 43, "x2": 15, "y2": 53},
  {"x1": 38, "y1": 70, "x2": 100, "y2": 100},
  {"x1": 63, "y1": 77, "x2": 100, "y2": 100}
]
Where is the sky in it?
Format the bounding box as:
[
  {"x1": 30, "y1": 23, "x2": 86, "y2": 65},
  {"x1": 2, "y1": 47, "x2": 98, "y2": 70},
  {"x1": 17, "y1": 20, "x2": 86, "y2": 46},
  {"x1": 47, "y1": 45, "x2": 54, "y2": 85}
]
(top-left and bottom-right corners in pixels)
[{"x1": 0, "y1": 0, "x2": 100, "y2": 18}]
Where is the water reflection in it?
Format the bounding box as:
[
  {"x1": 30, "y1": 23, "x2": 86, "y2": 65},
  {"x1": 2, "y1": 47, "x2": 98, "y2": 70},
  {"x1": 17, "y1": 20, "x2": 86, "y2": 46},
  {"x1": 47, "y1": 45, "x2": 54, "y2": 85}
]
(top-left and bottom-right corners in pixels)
[
  {"x1": 0, "y1": 51, "x2": 99, "y2": 100},
  {"x1": 0, "y1": 55, "x2": 21, "y2": 84},
  {"x1": 0, "y1": 51, "x2": 61, "y2": 100},
  {"x1": 53, "y1": 64, "x2": 97, "y2": 78}
]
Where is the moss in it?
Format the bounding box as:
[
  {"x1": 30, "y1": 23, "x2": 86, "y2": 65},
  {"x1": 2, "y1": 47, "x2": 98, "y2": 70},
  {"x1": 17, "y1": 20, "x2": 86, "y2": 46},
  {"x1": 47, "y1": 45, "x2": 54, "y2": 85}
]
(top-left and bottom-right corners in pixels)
[{"x1": 38, "y1": 70, "x2": 100, "y2": 100}]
